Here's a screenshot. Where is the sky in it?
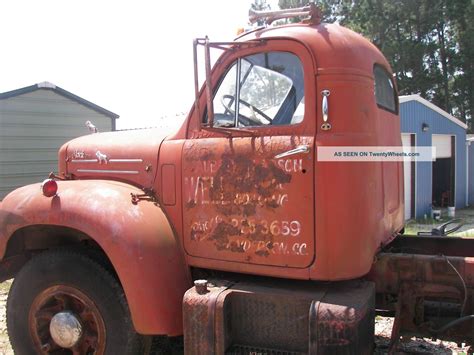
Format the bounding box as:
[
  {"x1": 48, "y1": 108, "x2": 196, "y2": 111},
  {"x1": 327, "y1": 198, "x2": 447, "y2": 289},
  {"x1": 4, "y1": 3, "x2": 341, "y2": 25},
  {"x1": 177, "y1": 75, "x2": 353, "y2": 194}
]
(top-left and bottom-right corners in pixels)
[{"x1": 0, "y1": 0, "x2": 278, "y2": 130}]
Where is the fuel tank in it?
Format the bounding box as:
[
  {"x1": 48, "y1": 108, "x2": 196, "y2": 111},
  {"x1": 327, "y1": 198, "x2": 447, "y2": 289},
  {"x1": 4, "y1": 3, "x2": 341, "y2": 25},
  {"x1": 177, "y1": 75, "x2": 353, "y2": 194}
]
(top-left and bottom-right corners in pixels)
[{"x1": 59, "y1": 128, "x2": 168, "y2": 188}]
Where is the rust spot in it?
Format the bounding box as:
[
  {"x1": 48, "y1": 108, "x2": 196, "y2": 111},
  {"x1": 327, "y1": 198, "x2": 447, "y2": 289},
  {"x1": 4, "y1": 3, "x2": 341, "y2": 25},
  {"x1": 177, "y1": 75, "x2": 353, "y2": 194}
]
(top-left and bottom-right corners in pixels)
[
  {"x1": 249, "y1": 224, "x2": 272, "y2": 243},
  {"x1": 209, "y1": 154, "x2": 292, "y2": 217},
  {"x1": 243, "y1": 204, "x2": 256, "y2": 216},
  {"x1": 199, "y1": 150, "x2": 215, "y2": 161},
  {"x1": 250, "y1": 224, "x2": 274, "y2": 257},
  {"x1": 184, "y1": 146, "x2": 216, "y2": 162},
  {"x1": 266, "y1": 200, "x2": 279, "y2": 208},
  {"x1": 229, "y1": 241, "x2": 245, "y2": 253},
  {"x1": 255, "y1": 249, "x2": 270, "y2": 257},
  {"x1": 190, "y1": 229, "x2": 205, "y2": 241},
  {"x1": 209, "y1": 221, "x2": 240, "y2": 251},
  {"x1": 183, "y1": 139, "x2": 302, "y2": 256},
  {"x1": 186, "y1": 200, "x2": 196, "y2": 208}
]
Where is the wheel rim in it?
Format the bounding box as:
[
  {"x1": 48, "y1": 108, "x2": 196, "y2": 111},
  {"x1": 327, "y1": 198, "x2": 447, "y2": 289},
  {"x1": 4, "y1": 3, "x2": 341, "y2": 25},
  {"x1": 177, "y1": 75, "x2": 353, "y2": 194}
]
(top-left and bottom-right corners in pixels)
[{"x1": 29, "y1": 285, "x2": 106, "y2": 354}]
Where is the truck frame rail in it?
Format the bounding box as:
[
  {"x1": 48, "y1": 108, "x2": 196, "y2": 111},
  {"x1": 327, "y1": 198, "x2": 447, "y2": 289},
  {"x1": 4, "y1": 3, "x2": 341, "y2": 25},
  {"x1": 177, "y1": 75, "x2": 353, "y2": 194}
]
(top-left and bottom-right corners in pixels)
[{"x1": 369, "y1": 235, "x2": 474, "y2": 351}]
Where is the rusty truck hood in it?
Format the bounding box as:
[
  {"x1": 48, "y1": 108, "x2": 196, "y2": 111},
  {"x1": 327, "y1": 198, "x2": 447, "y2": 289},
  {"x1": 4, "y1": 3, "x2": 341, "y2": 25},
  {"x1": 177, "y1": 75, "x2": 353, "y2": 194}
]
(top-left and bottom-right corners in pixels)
[{"x1": 63, "y1": 128, "x2": 167, "y2": 188}]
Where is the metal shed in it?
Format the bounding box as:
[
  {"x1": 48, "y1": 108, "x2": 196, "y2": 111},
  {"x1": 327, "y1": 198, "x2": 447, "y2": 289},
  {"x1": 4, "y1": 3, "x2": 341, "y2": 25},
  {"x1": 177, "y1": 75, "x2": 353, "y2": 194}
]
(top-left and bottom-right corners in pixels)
[
  {"x1": 0, "y1": 82, "x2": 118, "y2": 199},
  {"x1": 400, "y1": 94, "x2": 468, "y2": 219}
]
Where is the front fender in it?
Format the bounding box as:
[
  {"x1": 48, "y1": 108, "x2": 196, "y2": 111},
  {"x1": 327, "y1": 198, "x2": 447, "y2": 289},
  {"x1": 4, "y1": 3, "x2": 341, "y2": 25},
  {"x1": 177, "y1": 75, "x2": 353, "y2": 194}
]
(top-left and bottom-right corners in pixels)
[{"x1": 0, "y1": 180, "x2": 191, "y2": 336}]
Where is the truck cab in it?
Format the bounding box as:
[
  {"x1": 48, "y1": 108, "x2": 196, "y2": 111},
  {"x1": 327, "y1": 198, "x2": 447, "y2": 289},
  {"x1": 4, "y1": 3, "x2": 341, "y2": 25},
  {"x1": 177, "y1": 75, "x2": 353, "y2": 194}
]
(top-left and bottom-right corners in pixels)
[
  {"x1": 167, "y1": 22, "x2": 404, "y2": 281},
  {"x1": 0, "y1": 4, "x2": 404, "y2": 354}
]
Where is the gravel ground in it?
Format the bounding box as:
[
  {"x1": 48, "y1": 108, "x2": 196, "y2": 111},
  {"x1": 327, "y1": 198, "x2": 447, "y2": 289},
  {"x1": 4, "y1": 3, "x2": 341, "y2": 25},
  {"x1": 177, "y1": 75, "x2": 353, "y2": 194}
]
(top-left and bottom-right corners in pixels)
[
  {"x1": 374, "y1": 316, "x2": 468, "y2": 354},
  {"x1": 0, "y1": 280, "x2": 12, "y2": 355},
  {"x1": 0, "y1": 278, "x2": 468, "y2": 354}
]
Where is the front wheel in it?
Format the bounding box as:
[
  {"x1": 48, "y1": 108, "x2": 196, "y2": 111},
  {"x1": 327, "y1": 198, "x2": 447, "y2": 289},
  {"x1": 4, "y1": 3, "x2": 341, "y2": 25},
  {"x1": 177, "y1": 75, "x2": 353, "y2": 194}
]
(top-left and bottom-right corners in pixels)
[{"x1": 7, "y1": 250, "x2": 144, "y2": 354}]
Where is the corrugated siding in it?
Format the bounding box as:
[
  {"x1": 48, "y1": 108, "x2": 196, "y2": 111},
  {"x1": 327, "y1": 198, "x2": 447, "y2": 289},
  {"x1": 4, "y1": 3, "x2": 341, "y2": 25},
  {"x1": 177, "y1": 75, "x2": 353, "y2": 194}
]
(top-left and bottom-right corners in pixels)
[
  {"x1": 0, "y1": 89, "x2": 113, "y2": 199},
  {"x1": 400, "y1": 101, "x2": 467, "y2": 218},
  {"x1": 469, "y1": 142, "x2": 474, "y2": 206}
]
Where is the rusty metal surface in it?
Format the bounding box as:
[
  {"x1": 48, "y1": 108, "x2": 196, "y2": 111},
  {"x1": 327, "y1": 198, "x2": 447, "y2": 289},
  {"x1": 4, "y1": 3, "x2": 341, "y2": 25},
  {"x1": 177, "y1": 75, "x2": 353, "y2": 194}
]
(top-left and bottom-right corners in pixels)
[
  {"x1": 0, "y1": 180, "x2": 191, "y2": 336},
  {"x1": 248, "y1": 3, "x2": 321, "y2": 26},
  {"x1": 183, "y1": 280, "x2": 232, "y2": 355},
  {"x1": 370, "y1": 252, "x2": 474, "y2": 297},
  {"x1": 184, "y1": 277, "x2": 375, "y2": 354},
  {"x1": 62, "y1": 128, "x2": 166, "y2": 188},
  {"x1": 204, "y1": 37, "x2": 215, "y2": 128},
  {"x1": 182, "y1": 25, "x2": 404, "y2": 281},
  {"x1": 369, "y1": 236, "x2": 474, "y2": 345},
  {"x1": 1, "y1": 19, "x2": 409, "y2": 349},
  {"x1": 309, "y1": 281, "x2": 375, "y2": 355},
  {"x1": 29, "y1": 285, "x2": 106, "y2": 354},
  {"x1": 385, "y1": 234, "x2": 474, "y2": 257},
  {"x1": 219, "y1": 288, "x2": 312, "y2": 352},
  {"x1": 182, "y1": 135, "x2": 315, "y2": 268},
  {"x1": 226, "y1": 345, "x2": 304, "y2": 355}
]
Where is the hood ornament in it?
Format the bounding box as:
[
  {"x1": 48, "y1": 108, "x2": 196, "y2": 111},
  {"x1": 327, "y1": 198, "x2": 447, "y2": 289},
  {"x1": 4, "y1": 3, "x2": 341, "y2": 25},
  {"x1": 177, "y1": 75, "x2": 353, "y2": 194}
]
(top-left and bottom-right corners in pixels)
[{"x1": 96, "y1": 151, "x2": 108, "y2": 164}]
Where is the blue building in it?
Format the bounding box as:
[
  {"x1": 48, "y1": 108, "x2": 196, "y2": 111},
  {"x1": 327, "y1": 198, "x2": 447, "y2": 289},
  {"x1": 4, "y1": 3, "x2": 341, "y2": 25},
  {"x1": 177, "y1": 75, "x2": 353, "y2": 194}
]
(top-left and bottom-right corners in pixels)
[
  {"x1": 469, "y1": 135, "x2": 474, "y2": 206},
  {"x1": 400, "y1": 95, "x2": 468, "y2": 219}
]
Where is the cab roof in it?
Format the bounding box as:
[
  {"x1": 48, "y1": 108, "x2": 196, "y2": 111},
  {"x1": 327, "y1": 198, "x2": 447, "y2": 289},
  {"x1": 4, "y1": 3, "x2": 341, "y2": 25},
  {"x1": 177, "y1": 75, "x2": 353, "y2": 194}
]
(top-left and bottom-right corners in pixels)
[{"x1": 239, "y1": 23, "x2": 391, "y2": 78}]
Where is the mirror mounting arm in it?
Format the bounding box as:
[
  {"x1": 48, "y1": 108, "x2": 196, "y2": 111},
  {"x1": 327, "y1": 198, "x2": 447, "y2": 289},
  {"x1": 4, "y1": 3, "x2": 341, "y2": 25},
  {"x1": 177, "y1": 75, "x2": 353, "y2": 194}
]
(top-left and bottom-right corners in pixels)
[
  {"x1": 204, "y1": 37, "x2": 214, "y2": 128},
  {"x1": 192, "y1": 39, "x2": 201, "y2": 131},
  {"x1": 192, "y1": 38, "x2": 266, "y2": 131}
]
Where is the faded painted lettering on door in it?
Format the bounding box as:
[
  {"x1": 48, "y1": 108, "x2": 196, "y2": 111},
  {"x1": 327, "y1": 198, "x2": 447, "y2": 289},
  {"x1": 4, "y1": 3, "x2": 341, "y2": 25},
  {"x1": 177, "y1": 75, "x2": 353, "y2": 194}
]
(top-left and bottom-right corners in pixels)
[{"x1": 182, "y1": 135, "x2": 314, "y2": 268}]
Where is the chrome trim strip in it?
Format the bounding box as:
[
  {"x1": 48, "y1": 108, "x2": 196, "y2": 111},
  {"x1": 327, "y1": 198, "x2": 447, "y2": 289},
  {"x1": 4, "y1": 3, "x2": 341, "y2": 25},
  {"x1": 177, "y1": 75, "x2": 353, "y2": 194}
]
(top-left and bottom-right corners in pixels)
[
  {"x1": 71, "y1": 159, "x2": 98, "y2": 163},
  {"x1": 108, "y1": 159, "x2": 143, "y2": 163},
  {"x1": 71, "y1": 158, "x2": 143, "y2": 163},
  {"x1": 76, "y1": 169, "x2": 139, "y2": 175},
  {"x1": 274, "y1": 145, "x2": 310, "y2": 159}
]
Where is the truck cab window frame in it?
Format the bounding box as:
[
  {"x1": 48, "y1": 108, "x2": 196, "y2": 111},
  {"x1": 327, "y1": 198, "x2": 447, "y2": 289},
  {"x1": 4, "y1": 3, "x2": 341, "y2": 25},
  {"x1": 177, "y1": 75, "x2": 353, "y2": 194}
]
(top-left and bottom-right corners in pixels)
[
  {"x1": 205, "y1": 51, "x2": 305, "y2": 128},
  {"x1": 374, "y1": 64, "x2": 398, "y2": 114}
]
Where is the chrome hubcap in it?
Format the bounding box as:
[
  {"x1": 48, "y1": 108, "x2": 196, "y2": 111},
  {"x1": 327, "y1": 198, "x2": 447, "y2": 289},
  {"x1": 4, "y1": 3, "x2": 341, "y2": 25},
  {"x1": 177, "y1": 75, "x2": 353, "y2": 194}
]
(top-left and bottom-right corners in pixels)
[{"x1": 49, "y1": 311, "x2": 83, "y2": 348}]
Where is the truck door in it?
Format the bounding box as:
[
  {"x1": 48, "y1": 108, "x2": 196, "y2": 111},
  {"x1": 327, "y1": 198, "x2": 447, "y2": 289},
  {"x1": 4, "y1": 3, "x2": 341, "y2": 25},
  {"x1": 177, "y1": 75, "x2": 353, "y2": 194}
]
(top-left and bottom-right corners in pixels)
[{"x1": 182, "y1": 42, "x2": 316, "y2": 268}]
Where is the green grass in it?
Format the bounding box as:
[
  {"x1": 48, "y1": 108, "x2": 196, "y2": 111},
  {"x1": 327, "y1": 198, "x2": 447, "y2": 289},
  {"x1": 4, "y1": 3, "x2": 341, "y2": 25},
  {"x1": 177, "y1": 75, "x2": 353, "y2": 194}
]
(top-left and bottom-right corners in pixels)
[
  {"x1": 410, "y1": 216, "x2": 451, "y2": 225},
  {"x1": 404, "y1": 218, "x2": 474, "y2": 238},
  {"x1": 404, "y1": 226, "x2": 474, "y2": 238},
  {"x1": 453, "y1": 230, "x2": 474, "y2": 238}
]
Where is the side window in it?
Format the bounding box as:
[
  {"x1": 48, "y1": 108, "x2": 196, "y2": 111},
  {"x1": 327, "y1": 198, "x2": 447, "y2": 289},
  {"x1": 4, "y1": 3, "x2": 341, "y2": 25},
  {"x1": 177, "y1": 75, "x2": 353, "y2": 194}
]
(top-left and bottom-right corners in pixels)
[
  {"x1": 374, "y1": 64, "x2": 397, "y2": 113},
  {"x1": 211, "y1": 52, "x2": 305, "y2": 127}
]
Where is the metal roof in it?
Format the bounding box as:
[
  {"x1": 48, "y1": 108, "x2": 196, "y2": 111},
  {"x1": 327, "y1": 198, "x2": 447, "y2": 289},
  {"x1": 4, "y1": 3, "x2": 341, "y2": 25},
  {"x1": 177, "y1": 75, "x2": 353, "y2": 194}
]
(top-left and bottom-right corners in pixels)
[
  {"x1": 399, "y1": 94, "x2": 466, "y2": 130},
  {"x1": 0, "y1": 81, "x2": 119, "y2": 119}
]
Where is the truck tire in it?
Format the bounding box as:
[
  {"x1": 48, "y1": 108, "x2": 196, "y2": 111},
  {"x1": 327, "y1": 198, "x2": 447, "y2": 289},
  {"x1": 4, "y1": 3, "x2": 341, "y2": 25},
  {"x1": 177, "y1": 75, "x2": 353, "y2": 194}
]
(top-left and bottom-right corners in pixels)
[{"x1": 7, "y1": 249, "x2": 144, "y2": 354}]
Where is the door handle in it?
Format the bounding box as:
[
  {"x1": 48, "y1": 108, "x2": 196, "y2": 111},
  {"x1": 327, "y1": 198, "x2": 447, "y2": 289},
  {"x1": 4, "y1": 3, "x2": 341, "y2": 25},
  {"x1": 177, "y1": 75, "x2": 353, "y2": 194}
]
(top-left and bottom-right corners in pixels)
[
  {"x1": 274, "y1": 145, "x2": 310, "y2": 159},
  {"x1": 321, "y1": 89, "x2": 331, "y2": 131}
]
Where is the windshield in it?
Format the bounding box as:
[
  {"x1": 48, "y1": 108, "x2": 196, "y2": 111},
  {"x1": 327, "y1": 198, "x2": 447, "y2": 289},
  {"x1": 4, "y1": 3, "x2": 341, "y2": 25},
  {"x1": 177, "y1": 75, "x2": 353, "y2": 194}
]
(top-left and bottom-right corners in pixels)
[{"x1": 210, "y1": 51, "x2": 305, "y2": 127}]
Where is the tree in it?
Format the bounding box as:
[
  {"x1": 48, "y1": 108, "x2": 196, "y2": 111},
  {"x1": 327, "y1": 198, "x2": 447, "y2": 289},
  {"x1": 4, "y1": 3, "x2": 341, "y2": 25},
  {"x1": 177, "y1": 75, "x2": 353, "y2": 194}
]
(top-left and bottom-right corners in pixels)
[{"x1": 251, "y1": 0, "x2": 271, "y2": 26}]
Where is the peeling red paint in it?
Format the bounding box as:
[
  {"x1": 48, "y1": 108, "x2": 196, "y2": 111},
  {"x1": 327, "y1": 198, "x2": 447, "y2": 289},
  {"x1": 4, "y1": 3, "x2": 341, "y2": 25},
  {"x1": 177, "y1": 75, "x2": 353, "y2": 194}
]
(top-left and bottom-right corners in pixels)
[{"x1": 182, "y1": 136, "x2": 315, "y2": 268}]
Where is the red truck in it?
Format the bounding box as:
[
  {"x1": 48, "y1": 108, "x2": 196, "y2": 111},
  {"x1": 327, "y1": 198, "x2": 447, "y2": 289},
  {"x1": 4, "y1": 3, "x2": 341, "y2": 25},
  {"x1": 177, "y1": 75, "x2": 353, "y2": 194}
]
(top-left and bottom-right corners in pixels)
[{"x1": 1, "y1": 4, "x2": 473, "y2": 354}]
